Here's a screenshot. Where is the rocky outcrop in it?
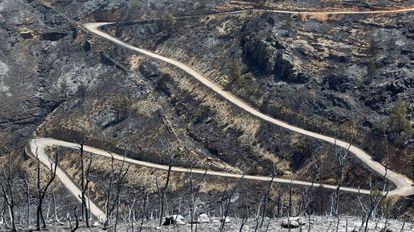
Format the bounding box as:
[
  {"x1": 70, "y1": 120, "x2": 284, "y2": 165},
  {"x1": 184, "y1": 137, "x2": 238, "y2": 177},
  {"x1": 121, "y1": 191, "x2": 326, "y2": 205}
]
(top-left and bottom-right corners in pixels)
[
  {"x1": 274, "y1": 52, "x2": 309, "y2": 84},
  {"x1": 242, "y1": 35, "x2": 309, "y2": 83},
  {"x1": 243, "y1": 37, "x2": 278, "y2": 74}
]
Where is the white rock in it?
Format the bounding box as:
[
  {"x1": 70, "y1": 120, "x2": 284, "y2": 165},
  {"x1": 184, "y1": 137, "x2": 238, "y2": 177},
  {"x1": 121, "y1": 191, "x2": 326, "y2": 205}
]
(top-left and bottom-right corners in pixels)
[
  {"x1": 197, "y1": 213, "x2": 210, "y2": 223},
  {"x1": 281, "y1": 218, "x2": 301, "y2": 228},
  {"x1": 173, "y1": 214, "x2": 186, "y2": 225}
]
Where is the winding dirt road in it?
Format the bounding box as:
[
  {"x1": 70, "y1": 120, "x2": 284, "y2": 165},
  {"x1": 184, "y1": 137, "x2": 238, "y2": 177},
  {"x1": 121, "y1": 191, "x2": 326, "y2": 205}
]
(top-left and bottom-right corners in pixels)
[{"x1": 27, "y1": 6, "x2": 414, "y2": 220}]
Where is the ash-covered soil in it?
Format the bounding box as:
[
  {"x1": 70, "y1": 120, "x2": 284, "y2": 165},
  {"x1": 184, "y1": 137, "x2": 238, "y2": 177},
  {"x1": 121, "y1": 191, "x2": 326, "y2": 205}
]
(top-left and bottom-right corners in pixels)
[{"x1": 0, "y1": 0, "x2": 413, "y2": 224}]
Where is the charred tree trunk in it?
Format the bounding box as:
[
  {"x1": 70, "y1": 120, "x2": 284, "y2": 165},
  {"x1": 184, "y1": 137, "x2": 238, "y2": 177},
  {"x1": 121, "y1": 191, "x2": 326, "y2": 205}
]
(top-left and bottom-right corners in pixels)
[{"x1": 36, "y1": 151, "x2": 59, "y2": 230}]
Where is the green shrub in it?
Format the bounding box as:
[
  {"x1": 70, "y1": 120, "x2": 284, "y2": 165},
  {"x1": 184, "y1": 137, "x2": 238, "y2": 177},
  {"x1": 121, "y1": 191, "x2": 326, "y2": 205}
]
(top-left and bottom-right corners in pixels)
[
  {"x1": 235, "y1": 72, "x2": 253, "y2": 87},
  {"x1": 228, "y1": 61, "x2": 258, "y2": 96},
  {"x1": 386, "y1": 98, "x2": 413, "y2": 145}
]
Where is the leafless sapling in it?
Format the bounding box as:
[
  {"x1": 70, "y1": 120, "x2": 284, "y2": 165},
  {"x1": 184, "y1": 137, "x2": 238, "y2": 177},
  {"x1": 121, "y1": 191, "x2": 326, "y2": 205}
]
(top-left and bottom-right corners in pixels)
[
  {"x1": 155, "y1": 176, "x2": 162, "y2": 225},
  {"x1": 255, "y1": 170, "x2": 276, "y2": 230},
  {"x1": 51, "y1": 191, "x2": 63, "y2": 225},
  {"x1": 70, "y1": 207, "x2": 79, "y2": 232},
  {"x1": 113, "y1": 161, "x2": 130, "y2": 232},
  {"x1": 239, "y1": 188, "x2": 250, "y2": 232},
  {"x1": 357, "y1": 167, "x2": 389, "y2": 232},
  {"x1": 333, "y1": 141, "x2": 351, "y2": 216},
  {"x1": 189, "y1": 163, "x2": 196, "y2": 231},
  {"x1": 139, "y1": 192, "x2": 149, "y2": 232},
  {"x1": 0, "y1": 153, "x2": 16, "y2": 231},
  {"x1": 288, "y1": 178, "x2": 293, "y2": 219},
  {"x1": 158, "y1": 141, "x2": 175, "y2": 227},
  {"x1": 128, "y1": 197, "x2": 136, "y2": 230},
  {"x1": 301, "y1": 163, "x2": 318, "y2": 232},
  {"x1": 188, "y1": 161, "x2": 208, "y2": 232},
  {"x1": 104, "y1": 153, "x2": 115, "y2": 229},
  {"x1": 23, "y1": 173, "x2": 31, "y2": 227},
  {"x1": 104, "y1": 151, "x2": 129, "y2": 232},
  {"x1": 332, "y1": 141, "x2": 351, "y2": 231},
  {"x1": 263, "y1": 171, "x2": 277, "y2": 226},
  {"x1": 219, "y1": 174, "x2": 244, "y2": 232},
  {"x1": 79, "y1": 144, "x2": 93, "y2": 228}
]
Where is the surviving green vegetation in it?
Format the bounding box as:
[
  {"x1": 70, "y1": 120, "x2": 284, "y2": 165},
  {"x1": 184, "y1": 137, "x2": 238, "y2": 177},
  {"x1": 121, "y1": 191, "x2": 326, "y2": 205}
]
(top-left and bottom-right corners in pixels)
[
  {"x1": 386, "y1": 99, "x2": 413, "y2": 146},
  {"x1": 229, "y1": 61, "x2": 258, "y2": 96}
]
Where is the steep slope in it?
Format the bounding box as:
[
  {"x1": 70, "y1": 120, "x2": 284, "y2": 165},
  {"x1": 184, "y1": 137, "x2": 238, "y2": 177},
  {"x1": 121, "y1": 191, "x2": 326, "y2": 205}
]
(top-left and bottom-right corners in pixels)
[
  {"x1": 0, "y1": 0, "x2": 413, "y2": 224},
  {"x1": 110, "y1": 6, "x2": 414, "y2": 178}
]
